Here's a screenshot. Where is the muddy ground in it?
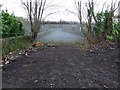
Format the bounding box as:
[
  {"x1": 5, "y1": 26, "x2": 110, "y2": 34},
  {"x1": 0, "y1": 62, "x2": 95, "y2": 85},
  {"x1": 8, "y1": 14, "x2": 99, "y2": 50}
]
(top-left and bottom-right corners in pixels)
[{"x1": 2, "y1": 43, "x2": 120, "y2": 88}]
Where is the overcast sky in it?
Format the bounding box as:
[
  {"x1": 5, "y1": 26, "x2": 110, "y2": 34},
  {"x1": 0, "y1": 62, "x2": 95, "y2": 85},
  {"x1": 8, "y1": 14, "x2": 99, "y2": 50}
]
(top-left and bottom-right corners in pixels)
[{"x1": 0, "y1": 0, "x2": 119, "y2": 21}]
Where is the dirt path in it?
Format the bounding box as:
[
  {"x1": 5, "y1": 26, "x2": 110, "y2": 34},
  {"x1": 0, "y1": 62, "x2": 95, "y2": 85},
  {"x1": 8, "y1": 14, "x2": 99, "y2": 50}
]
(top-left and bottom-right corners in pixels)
[{"x1": 2, "y1": 43, "x2": 119, "y2": 88}]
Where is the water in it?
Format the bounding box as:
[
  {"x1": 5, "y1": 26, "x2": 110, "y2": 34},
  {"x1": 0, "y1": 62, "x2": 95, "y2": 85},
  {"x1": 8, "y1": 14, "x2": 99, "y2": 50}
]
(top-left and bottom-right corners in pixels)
[
  {"x1": 25, "y1": 23, "x2": 85, "y2": 43},
  {"x1": 37, "y1": 28, "x2": 84, "y2": 43}
]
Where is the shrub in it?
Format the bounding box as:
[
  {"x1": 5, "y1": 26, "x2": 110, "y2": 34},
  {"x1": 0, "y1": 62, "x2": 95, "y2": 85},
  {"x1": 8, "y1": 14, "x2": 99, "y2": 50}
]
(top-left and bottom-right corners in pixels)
[
  {"x1": 92, "y1": 12, "x2": 105, "y2": 37},
  {"x1": 92, "y1": 11, "x2": 120, "y2": 42},
  {"x1": 1, "y1": 10, "x2": 24, "y2": 38},
  {"x1": 106, "y1": 21, "x2": 120, "y2": 41}
]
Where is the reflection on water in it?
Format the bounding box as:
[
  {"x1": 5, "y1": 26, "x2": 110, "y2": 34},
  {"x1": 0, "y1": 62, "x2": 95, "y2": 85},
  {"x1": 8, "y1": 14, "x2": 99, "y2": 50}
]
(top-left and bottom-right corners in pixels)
[{"x1": 37, "y1": 28, "x2": 84, "y2": 43}]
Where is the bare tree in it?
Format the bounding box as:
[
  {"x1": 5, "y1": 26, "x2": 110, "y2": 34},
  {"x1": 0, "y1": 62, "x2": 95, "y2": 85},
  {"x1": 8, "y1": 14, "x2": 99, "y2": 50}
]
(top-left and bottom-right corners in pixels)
[
  {"x1": 67, "y1": 0, "x2": 119, "y2": 44},
  {"x1": 118, "y1": 1, "x2": 120, "y2": 21},
  {"x1": 66, "y1": 1, "x2": 86, "y2": 38},
  {"x1": 66, "y1": 0, "x2": 98, "y2": 44},
  {"x1": 21, "y1": 0, "x2": 58, "y2": 40},
  {"x1": 0, "y1": 4, "x2": 2, "y2": 11}
]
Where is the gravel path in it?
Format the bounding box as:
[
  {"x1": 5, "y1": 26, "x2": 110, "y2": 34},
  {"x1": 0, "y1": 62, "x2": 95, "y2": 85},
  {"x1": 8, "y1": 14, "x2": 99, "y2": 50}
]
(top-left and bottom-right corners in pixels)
[{"x1": 2, "y1": 43, "x2": 119, "y2": 88}]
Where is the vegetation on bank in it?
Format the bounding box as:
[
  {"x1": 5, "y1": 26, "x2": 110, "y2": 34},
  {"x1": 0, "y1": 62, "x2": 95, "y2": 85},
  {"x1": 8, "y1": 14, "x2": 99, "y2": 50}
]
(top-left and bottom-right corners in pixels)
[
  {"x1": 2, "y1": 36, "x2": 32, "y2": 55},
  {"x1": 0, "y1": 9, "x2": 32, "y2": 56},
  {"x1": 42, "y1": 21, "x2": 78, "y2": 24},
  {"x1": 92, "y1": 11, "x2": 120, "y2": 42},
  {"x1": 72, "y1": 1, "x2": 120, "y2": 45}
]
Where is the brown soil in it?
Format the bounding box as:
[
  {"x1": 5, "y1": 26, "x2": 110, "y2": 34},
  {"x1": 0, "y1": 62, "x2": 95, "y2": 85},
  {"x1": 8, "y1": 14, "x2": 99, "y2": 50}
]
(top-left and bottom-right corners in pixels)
[{"x1": 2, "y1": 43, "x2": 119, "y2": 88}]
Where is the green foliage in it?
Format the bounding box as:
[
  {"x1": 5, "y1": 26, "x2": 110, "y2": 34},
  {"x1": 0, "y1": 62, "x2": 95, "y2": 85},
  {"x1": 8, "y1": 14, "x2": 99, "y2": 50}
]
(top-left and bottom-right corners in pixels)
[
  {"x1": 2, "y1": 36, "x2": 32, "y2": 55},
  {"x1": 92, "y1": 11, "x2": 120, "y2": 42},
  {"x1": 0, "y1": 10, "x2": 24, "y2": 38},
  {"x1": 106, "y1": 21, "x2": 120, "y2": 41},
  {"x1": 93, "y1": 12, "x2": 105, "y2": 36}
]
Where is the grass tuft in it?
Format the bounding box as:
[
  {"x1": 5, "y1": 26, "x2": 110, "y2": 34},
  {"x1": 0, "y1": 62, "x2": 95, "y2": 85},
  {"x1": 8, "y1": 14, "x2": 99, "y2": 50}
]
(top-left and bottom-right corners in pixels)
[{"x1": 2, "y1": 36, "x2": 33, "y2": 55}]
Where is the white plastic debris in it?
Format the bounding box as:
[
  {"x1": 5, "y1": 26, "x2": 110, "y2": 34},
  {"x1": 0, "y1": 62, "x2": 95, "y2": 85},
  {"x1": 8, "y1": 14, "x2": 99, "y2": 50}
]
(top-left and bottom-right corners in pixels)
[
  {"x1": 19, "y1": 52, "x2": 22, "y2": 55},
  {"x1": 103, "y1": 85, "x2": 108, "y2": 88},
  {"x1": 9, "y1": 52, "x2": 12, "y2": 55},
  {"x1": 34, "y1": 80, "x2": 38, "y2": 83},
  {"x1": 90, "y1": 50, "x2": 93, "y2": 52},
  {"x1": 5, "y1": 58, "x2": 7, "y2": 62},
  {"x1": 0, "y1": 64, "x2": 3, "y2": 67},
  {"x1": 5, "y1": 61, "x2": 9, "y2": 64},
  {"x1": 10, "y1": 56, "x2": 14, "y2": 60},
  {"x1": 25, "y1": 53, "x2": 29, "y2": 57}
]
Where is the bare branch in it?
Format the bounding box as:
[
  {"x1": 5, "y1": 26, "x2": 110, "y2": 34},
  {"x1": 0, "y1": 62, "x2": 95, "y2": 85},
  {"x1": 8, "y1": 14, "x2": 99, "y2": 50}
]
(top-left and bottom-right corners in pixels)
[
  {"x1": 21, "y1": 0, "x2": 57, "y2": 40},
  {"x1": 38, "y1": 0, "x2": 43, "y2": 21},
  {"x1": 43, "y1": 11, "x2": 58, "y2": 20},
  {"x1": 40, "y1": 0, "x2": 46, "y2": 21},
  {"x1": 66, "y1": 9, "x2": 78, "y2": 18},
  {"x1": 102, "y1": 2, "x2": 107, "y2": 12}
]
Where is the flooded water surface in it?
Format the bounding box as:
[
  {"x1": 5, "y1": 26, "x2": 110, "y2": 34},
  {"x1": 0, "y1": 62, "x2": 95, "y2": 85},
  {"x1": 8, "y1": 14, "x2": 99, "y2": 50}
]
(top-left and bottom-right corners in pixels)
[
  {"x1": 25, "y1": 23, "x2": 84, "y2": 43},
  {"x1": 37, "y1": 24, "x2": 83, "y2": 43}
]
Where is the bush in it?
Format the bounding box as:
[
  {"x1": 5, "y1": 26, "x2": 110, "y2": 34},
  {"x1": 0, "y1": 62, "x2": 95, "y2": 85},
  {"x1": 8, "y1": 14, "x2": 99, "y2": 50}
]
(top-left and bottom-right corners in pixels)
[
  {"x1": 92, "y1": 11, "x2": 120, "y2": 42},
  {"x1": 106, "y1": 21, "x2": 120, "y2": 41},
  {"x1": 0, "y1": 10, "x2": 24, "y2": 38},
  {"x1": 92, "y1": 12, "x2": 105, "y2": 37}
]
